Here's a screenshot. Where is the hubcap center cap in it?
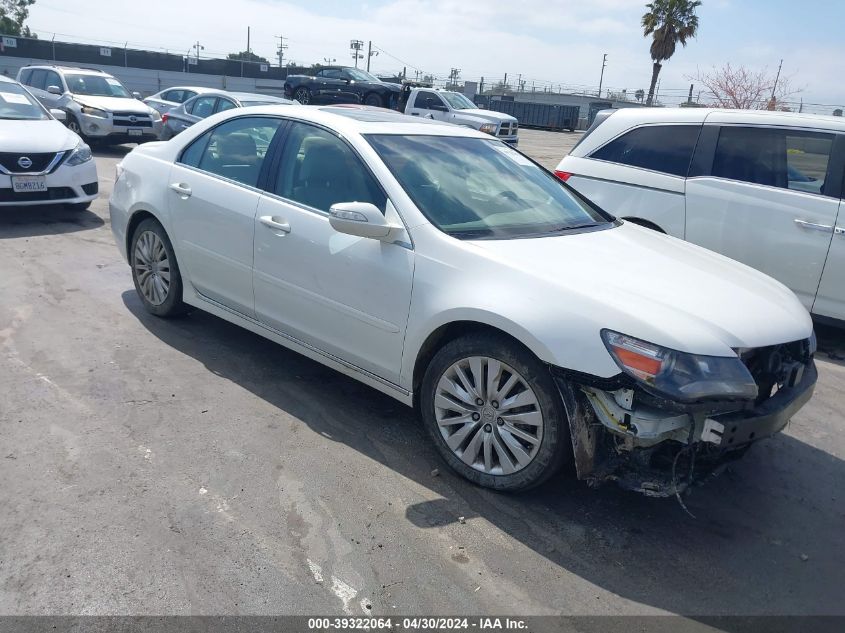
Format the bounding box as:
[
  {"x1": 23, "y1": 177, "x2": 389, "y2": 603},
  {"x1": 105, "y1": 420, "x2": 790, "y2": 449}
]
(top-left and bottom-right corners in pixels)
[{"x1": 480, "y1": 406, "x2": 496, "y2": 424}]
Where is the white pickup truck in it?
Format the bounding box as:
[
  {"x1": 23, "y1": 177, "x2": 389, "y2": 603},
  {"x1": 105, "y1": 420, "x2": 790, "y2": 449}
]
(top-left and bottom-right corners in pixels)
[{"x1": 399, "y1": 86, "x2": 519, "y2": 145}]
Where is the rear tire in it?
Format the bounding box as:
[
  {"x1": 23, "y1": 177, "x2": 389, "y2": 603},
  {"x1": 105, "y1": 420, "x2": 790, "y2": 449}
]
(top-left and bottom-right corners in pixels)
[
  {"x1": 130, "y1": 217, "x2": 189, "y2": 318},
  {"x1": 293, "y1": 87, "x2": 311, "y2": 105},
  {"x1": 363, "y1": 92, "x2": 383, "y2": 107},
  {"x1": 421, "y1": 332, "x2": 571, "y2": 491}
]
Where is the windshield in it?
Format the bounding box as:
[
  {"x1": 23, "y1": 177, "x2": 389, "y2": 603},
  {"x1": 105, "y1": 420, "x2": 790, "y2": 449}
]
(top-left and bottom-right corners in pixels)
[
  {"x1": 367, "y1": 135, "x2": 612, "y2": 239},
  {"x1": 440, "y1": 92, "x2": 476, "y2": 110},
  {"x1": 0, "y1": 82, "x2": 48, "y2": 120},
  {"x1": 345, "y1": 69, "x2": 380, "y2": 82},
  {"x1": 65, "y1": 74, "x2": 131, "y2": 98}
]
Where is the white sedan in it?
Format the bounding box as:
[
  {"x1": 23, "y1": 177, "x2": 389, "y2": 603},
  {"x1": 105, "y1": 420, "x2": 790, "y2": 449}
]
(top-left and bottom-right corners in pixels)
[
  {"x1": 0, "y1": 75, "x2": 97, "y2": 210},
  {"x1": 110, "y1": 105, "x2": 817, "y2": 495}
]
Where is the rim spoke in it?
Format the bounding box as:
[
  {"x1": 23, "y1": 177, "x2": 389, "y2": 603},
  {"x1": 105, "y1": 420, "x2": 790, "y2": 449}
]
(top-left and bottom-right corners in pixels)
[
  {"x1": 435, "y1": 393, "x2": 473, "y2": 415},
  {"x1": 491, "y1": 433, "x2": 517, "y2": 474},
  {"x1": 459, "y1": 425, "x2": 485, "y2": 466},
  {"x1": 468, "y1": 357, "x2": 485, "y2": 399},
  {"x1": 486, "y1": 359, "x2": 502, "y2": 403},
  {"x1": 498, "y1": 428, "x2": 533, "y2": 467},
  {"x1": 446, "y1": 421, "x2": 479, "y2": 451},
  {"x1": 500, "y1": 388, "x2": 538, "y2": 413},
  {"x1": 437, "y1": 413, "x2": 473, "y2": 428},
  {"x1": 454, "y1": 363, "x2": 480, "y2": 400},
  {"x1": 494, "y1": 373, "x2": 519, "y2": 401},
  {"x1": 502, "y1": 423, "x2": 540, "y2": 447},
  {"x1": 483, "y1": 433, "x2": 493, "y2": 472},
  {"x1": 438, "y1": 375, "x2": 475, "y2": 406},
  {"x1": 500, "y1": 410, "x2": 543, "y2": 427}
]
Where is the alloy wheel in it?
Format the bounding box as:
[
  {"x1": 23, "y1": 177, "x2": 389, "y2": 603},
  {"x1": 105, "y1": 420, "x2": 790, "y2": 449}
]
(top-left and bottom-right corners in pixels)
[
  {"x1": 294, "y1": 88, "x2": 310, "y2": 105},
  {"x1": 133, "y1": 230, "x2": 171, "y2": 306},
  {"x1": 434, "y1": 356, "x2": 544, "y2": 475}
]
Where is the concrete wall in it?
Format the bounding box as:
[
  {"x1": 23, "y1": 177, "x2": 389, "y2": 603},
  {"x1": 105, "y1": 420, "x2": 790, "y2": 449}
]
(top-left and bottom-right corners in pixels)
[{"x1": 0, "y1": 55, "x2": 286, "y2": 97}]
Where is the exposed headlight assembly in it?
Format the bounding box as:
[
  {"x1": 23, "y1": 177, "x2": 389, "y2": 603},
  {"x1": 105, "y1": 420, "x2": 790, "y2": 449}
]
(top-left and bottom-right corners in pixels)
[
  {"x1": 601, "y1": 330, "x2": 758, "y2": 403},
  {"x1": 80, "y1": 105, "x2": 109, "y2": 118},
  {"x1": 65, "y1": 141, "x2": 93, "y2": 166},
  {"x1": 479, "y1": 123, "x2": 498, "y2": 134},
  {"x1": 149, "y1": 108, "x2": 162, "y2": 121}
]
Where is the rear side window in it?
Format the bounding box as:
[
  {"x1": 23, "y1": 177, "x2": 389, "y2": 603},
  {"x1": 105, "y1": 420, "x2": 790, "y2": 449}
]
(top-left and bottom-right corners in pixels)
[
  {"x1": 590, "y1": 124, "x2": 701, "y2": 177},
  {"x1": 215, "y1": 99, "x2": 237, "y2": 113},
  {"x1": 191, "y1": 96, "x2": 218, "y2": 119},
  {"x1": 18, "y1": 68, "x2": 32, "y2": 84},
  {"x1": 179, "y1": 116, "x2": 282, "y2": 188},
  {"x1": 27, "y1": 69, "x2": 47, "y2": 91},
  {"x1": 712, "y1": 125, "x2": 835, "y2": 196}
]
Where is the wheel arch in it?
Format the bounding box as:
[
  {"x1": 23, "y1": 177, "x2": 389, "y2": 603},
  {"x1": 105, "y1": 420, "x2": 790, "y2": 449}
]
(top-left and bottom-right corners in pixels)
[
  {"x1": 410, "y1": 318, "x2": 552, "y2": 409},
  {"x1": 125, "y1": 208, "x2": 164, "y2": 257}
]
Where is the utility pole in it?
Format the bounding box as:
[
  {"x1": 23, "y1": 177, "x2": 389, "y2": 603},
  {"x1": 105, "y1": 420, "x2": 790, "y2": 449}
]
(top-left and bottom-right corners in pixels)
[
  {"x1": 350, "y1": 40, "x2": 364, "y2": 68},
  {"x1": 275, "y1": 35, "x2": 288, "y2": 68},
  {"x1": 503, "y1": 72, "x2": 508, "y2": 92},
  {"x1": 597, "y1": 53, "x2": 607, "y2": 98},
  {"x1": 192, "y1": 41, "x2": 204, "y2": 65},
  {"x1": 366, "y1": 41, "x2": 379, "y2": 72},
  {"x1": 517, "y1": 73, "x2": 522, "y2": 92},
  {"x1": 687, "y1": 83, "x2": 694, "y2": 104},
  {"x1": 449, "y1": 68, "x2": 461, "y2": 88},
  {"x1": 247, "y1": 27, "x2": 250, "y2": 56},
  {"x1": 770, "y1": 58, "x2": 784, "y2": 102}
]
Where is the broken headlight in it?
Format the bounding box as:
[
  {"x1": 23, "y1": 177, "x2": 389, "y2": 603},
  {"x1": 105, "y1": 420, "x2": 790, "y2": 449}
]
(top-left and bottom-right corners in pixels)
[{"x1": 601, "y1": 330, "x2": 758, "y2": 403}]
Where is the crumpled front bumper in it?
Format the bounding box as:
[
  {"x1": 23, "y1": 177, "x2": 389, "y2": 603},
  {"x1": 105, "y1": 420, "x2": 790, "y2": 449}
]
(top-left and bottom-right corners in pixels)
[{"x1": 551, "y1": 358, "x2": 817, "y2": 497}]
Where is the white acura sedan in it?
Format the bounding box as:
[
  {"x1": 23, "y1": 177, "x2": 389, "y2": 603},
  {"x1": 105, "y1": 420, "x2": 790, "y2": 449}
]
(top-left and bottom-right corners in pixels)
[
  {"x1": 110, "y1": 105, "x2": 817, "y2": 495},
  {"x1": 0, "y1": 75, "x2": 97, "y2": 210}
]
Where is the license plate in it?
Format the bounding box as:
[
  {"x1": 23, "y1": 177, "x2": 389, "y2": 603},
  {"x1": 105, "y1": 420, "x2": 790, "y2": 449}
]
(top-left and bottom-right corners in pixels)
[
  {"x1": 11, "y1": 175, "x2": 47, "y2": 193},
  {"x1": 128, "y1": 129, "x2": 143, "y2": 137}
]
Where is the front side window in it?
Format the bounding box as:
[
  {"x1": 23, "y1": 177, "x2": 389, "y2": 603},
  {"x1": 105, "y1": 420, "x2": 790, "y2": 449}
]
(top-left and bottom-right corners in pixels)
[
  {"x1": 344, "y1": 69, "x2": 380, "y2": 82},
  {"x1": 319, "y1": 69, "x2": 343, "y2": 80},
  {"x1": 163, "y1": 89, "x2": 183, "y2": 103},
  {"x1": 590, "y1": 124, "x2": 700, "y2": 177},
  {"x1": 441, "y1": 92, "x2": 475, "y2": 110},
  {"x1": 179, "y1": 116, "x2": 282, "y2": 187},
  {"x1": 712, "y1": 126, "x2": 835, "y2": 196},
  {"x1": 27, "y1": 69, "x2": 46, "y2": 90},
  {"x1": 44, "y1": 71, "x2": 62, "y2": 92},
  {"x1": 367, "y1": 135, "x2": 611, "y2": 239},
  {"x1": 273, "y1": 122, "x2": 386, "y2": 213},
  {"x1": 215, "y1": 99, "x2": 237, "y2": 113},
  {"x1": 0, "y1": 82, "x2": 48, "y2": 120},
  {"x1": 415, "y1": 91, "x2": 444, "y2": 110},
  {"x1": 65, "y1": 74, "x2": 130, "y2": 98},
  {"x1": 191, "y1": 96, "x2": 217, "y2": 119}
]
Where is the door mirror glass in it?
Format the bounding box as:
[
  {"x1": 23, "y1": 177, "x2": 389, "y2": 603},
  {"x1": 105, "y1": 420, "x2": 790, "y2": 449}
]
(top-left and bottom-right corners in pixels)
[
  {"x1": 329, "y1": 202, "x2": 393, "y2": 239},
  {"x1": 50, "y1": 108, "x2": 66, "y2": 121},
  {"x1": 47, "y1": 85, "x2": 62, "y2": 95}
]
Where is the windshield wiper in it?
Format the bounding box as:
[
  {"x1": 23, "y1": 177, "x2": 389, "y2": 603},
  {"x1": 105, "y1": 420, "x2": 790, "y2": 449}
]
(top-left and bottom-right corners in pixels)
[{"x1": 546, "y1": 222, "x2": 604, "y2": 233}]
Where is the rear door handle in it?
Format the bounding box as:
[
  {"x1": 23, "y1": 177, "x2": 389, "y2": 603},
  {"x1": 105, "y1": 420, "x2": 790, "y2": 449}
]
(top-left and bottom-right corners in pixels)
[
  {"x1": 169, "y1": 183, "x2": 192, "y2": 197},
  {"x1": 794, "y1": 218, "x2": 833, "y2": 232},
  {"x1": 835, "y1": 227, "x2": 845, "y2": 236},
  {"x1": 259, "y1": 215, "x2": 291, "y2": 234}
]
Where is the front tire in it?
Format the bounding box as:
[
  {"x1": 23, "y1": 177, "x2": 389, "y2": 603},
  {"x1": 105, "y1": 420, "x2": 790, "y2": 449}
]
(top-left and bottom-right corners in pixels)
[
  {"x1": 421, "y1": 333, "x2": 571, "y2": 491},
  {"x1": 363, "y1": 92, "x2": 383, "y2": 107},
  {"x1": 293, "y1": 87, "x2": 311, "y2": 105},
  {"x1": 130, "y1": 218, "x2": 189, "y2": 317}
]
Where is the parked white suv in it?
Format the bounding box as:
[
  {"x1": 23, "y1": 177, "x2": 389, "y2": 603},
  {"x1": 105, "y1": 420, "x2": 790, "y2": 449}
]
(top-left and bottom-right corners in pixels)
[
  {"x1": 110, "y1": 105, "x2": 816, "y2": 495},
  {"x1": 0, "y1": 75, "x2": 97, "y2": 209},
  {"x1": 556, "y1": 108, "x2": 845, "y2": 323},
  {"x1": 17, "y1": 65, "x2": 163, "y2": 144}
]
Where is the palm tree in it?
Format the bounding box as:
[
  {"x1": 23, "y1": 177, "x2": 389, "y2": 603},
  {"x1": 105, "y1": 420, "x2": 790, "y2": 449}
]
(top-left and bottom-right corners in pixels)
[{"x1": 642, "y1": 0, "x2": 701, "y2": 106}]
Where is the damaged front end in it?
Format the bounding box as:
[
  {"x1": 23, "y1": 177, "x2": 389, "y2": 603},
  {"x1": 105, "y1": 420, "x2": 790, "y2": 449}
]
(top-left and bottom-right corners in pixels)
[{"x1": 552, "y1": 335, "x2": 817, "y2": 497}]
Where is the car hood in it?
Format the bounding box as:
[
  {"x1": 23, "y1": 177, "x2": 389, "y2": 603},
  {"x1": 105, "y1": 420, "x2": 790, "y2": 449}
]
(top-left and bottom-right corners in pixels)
[
  {"x1": 454, "y1": 109, "x2": 517, "y2": 124},
  {"x1": 73, "y1": 95, "x2": 152, "y2": 113},
  {"x1": 0, "y1": 119, "x2": 80, "y2": 153},
  {"x1": 466, "y1": 223, "x2": 812, "y2": 357}
]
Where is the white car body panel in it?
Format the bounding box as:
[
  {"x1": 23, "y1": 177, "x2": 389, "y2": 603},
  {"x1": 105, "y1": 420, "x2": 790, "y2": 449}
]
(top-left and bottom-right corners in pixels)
[
  {"x1": 558, "y1": 108, "x2": 845, "y2": 321},
  {"x1": 110, "y1": 105, "x2": 813, "y2": 408}
]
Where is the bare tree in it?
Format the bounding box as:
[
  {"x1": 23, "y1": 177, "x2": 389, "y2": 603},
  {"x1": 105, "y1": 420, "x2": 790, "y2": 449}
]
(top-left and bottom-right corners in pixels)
[{"x1": 691, "y1": 63, "x2": 801, "y2": 110}]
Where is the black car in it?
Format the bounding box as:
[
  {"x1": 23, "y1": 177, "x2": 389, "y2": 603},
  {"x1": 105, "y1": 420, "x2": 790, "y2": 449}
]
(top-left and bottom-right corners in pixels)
[{"x1": 284, "y1": 67, "x2": 401, "y2": 109}]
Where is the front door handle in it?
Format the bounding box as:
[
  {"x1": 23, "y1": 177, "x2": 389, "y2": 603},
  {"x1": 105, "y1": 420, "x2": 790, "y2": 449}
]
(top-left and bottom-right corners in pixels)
[
  {"x1": 835, "y1": 227, "x2": 845, "y2": 236},
  {"x1": 259, "y1": 215, "x2": 291, "y2": 233},
  {"x1": 794, "y1": 218, "x2": 833, "y2": 233},
  {"x1": 169, "y1": 183, "x2": 192, "y2": 197}
]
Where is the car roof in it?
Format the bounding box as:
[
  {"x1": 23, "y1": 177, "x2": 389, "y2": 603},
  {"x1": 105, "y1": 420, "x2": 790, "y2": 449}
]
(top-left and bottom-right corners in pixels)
[
  {"x1": 229, "y1": 92, "x2": 290, "y2": 102},
  {"x1": 0, "y1": 74, "x2": 17, "y2": 84},
  {"x1": 158, "y1": 86, "x2": 208, "y2": 93},
  {"x1": 26, "y1": 65, "x2": 109, "y2": 76},
  {"x1": 228, "y1": 104, "x2": 491, "y2": 139},
  {"x1": 570, "y1": 107, "x2": 845, "y2": 157}
]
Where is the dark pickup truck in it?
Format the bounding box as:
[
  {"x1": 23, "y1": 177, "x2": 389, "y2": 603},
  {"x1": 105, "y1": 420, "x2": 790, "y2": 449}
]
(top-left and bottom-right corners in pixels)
[{"x1": 284, "y1": 67, "x2": 402, "y2": 108}]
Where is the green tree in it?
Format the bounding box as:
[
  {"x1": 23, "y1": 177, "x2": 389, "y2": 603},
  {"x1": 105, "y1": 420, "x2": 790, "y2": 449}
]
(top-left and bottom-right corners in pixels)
[
  {"x1": 227, "y1": 50, "x2": 269, "y2": 64},
  {"x1": 0, "y1": 0, "x2": 36, "y2": 37},
  {"x1": 641, "y1": 0, "x2": 701, "y2": 106}
]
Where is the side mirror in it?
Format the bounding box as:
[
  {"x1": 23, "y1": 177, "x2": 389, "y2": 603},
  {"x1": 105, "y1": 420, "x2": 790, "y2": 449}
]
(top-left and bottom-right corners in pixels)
[
  {"x1": 132, "y1": 91, "x2": 142, "y2": 99},
  {"x1": 329, "y1": 202, "x2": 396, "y2": 240},
  {"x1": 50, "y1": 108, "x2": 66, "y2": 121},
  {"x1": 47, "y1": 85, "x2": 62, "y2": 95}
]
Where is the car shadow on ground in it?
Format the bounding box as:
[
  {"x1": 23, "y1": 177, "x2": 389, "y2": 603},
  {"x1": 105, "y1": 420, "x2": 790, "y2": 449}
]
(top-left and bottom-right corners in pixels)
[
  {"x1": 0, "y1": 204, "x2": 104, "y2": 239},
  {"x1": 92, "y1": 143, "x2": 136, "y2": 158},
  {"x1": 122, "y1": 291, "x2": 844, "y2": 619}
]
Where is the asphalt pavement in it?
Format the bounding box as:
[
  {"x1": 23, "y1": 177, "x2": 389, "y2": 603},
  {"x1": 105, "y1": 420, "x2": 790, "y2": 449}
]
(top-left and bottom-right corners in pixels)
[{"x1": 1, "y1": 138, "x2": 843, "y2": 618}]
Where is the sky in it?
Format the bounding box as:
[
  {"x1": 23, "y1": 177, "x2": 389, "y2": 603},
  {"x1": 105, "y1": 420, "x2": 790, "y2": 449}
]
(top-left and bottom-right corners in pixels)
[{"x1": 24, "y1": 0, "x2": 845, "y2": 110}]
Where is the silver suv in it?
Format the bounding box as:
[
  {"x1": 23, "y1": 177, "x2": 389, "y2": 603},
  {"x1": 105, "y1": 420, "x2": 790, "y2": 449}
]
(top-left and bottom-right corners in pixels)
[{"x1": 17, "y1": 65, "x2": 163, "y2": 144}]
